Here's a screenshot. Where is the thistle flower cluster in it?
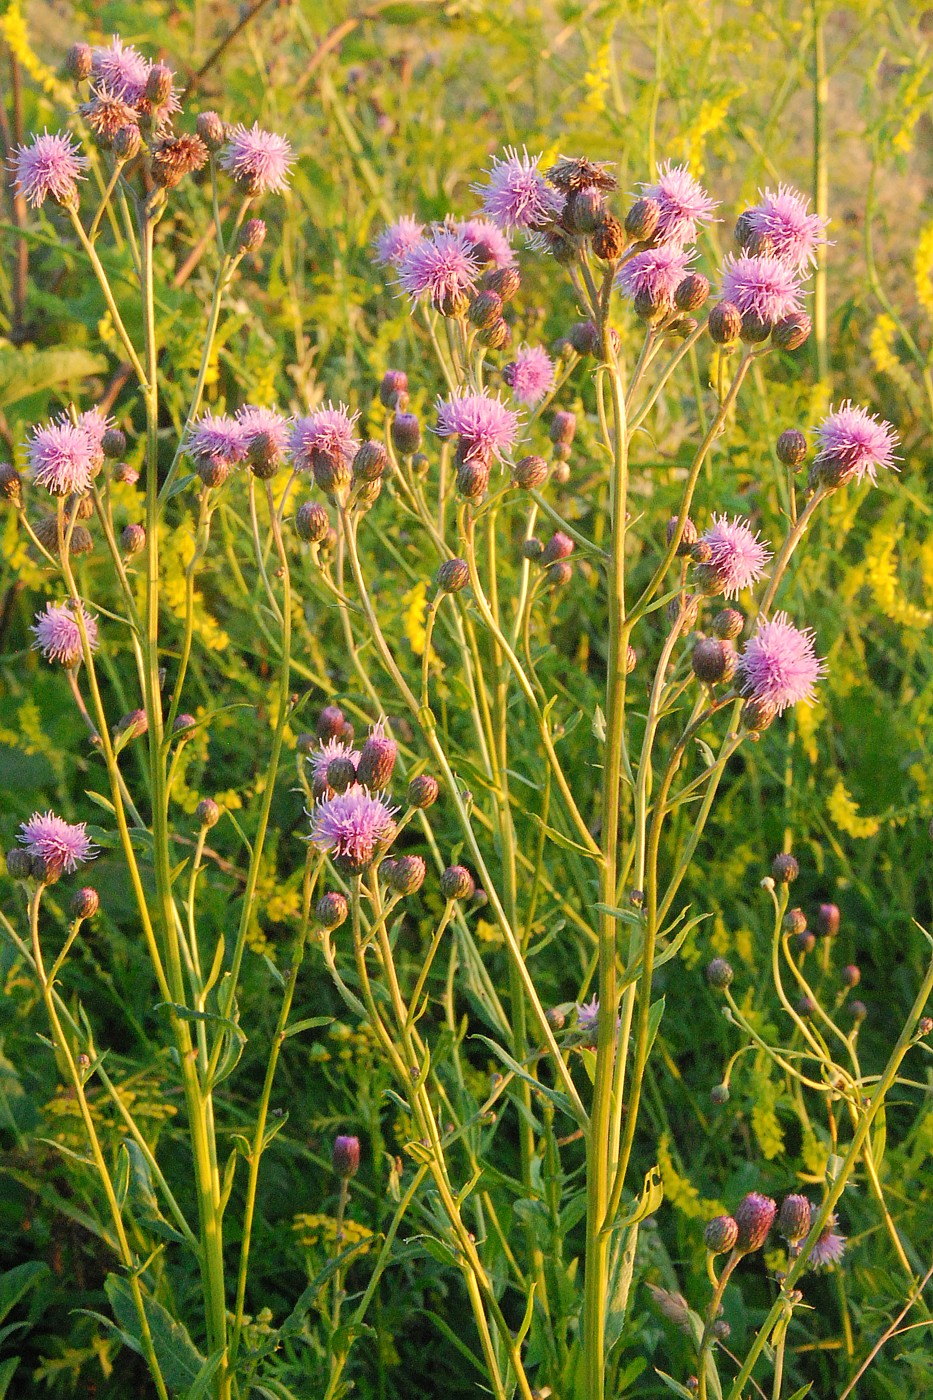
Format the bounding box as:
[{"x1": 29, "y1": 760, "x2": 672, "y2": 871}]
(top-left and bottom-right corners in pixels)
[{"x1": 704, "y1": 1192, "x2": 845, "y2": 1272}]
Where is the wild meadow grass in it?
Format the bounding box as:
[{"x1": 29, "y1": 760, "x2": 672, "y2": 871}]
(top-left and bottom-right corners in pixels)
[{"x1": 1, "y1": 3, "x2": 932, "y2": 1398}]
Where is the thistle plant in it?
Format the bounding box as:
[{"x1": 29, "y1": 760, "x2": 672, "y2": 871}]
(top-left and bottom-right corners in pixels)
[{"x1": 2, "y1": 27, "x2": 932, "y2": 1400}]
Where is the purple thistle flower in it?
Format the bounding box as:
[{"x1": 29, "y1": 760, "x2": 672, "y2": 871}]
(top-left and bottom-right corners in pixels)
[
  {"x1": 31, "y1": 600, "x2": 99, "y2": 667},
  {"x1": 435, "y1": 389, "x2": 520, "y2": 464},
  {"x1": 617, "y1": 246, "x2": 693, "y2": 304},
  {"x1": 11, "y1": 130, "x2": 88, "y2": 208},
  {"x1": 397, "y1": 228, "x2": 480, "y2": 309},
  {"x1": 739, "y1": 612, "x2": 826, "y2": 714},
  {"x1": 17, "y1": 810, "x2": 97, "y2": 873},
  {"x1": 373, "y1": 215, "x2": 425, "y2": 267},
  {"x1": 813, "y1": 401, "x2": 899, "y2": 486},
  {"x1": 719, "y1": 254, "x2": 804, "y2": 324},
  {"x1": 73, "y1": 408, "x2": 112, "y2": 466},
  {"x1": 310, "y1": 738, "x2": 360, "y2": 784},
  {"x1": 310, "y1": 785, "x2": 398, "y2": 873},
  {"x1": 808, "y1": 1215, "x2": 846, "y2": 1271},
  {"x1": 290, "y1": 403, "x2": 360, "y2": 475},
  {"x1": 575, "y1": 996, "x2": 600, "y2": 1034},
  {"x1": 700, "y1": 514, "x2": 772, "y2": 599},
  {"x1": 27, "y1": 420, "x2": 97, "y2": 496},
  {"x1": 91, "y1": 37, "x2": 150, "y2": 102},
  {"x1": 219, "y1": 122, "x2": 294, "y2": 196},
  {"x1": 472, "y1": 146, "x2": 562, "y2": 234},
  {"x1": 236, "y1": 405, "x2": 291, "y2": 462},
  {"x1": 504, "y1": 345, "x2": 555, "y2": 407},
  {"x1": 745, "y1": 186, "x2": 828, "y2": 270},
  {"x1": 638, "y1": 161, "x2": 717, "y2": 247},
  {"x1": 184, "y1": 412, "x2": 248, "y2": 469},
  {"x1": 453, "y1": 217, "x2": 515, "y2": 268}
]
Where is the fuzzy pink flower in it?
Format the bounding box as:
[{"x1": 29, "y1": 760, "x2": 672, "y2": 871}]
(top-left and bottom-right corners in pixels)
[
  {"x1": 74, "y1": 408, "x2": 112, "y2": 465},
  {"x1": 472, "y1": 146, "x2": 562, "y2": 234},
  {"x1": 813, "y1": 401, "x2": 899, "y2": 486},
  {"x1": 504, "y1": 345, "x2": 555, "y2": 407},
  {"x1": 31, "y1": 601, "x2": 99, "y2": 667},
  {"x1": 720, "y1": 254, "x2": 804, "y2": 323},
  {"x1": 617, "y1": 246, "x2": 693, "y2": 304},
  {"x1": 310, "y1": 738, "x2": 360, "y2": 783},
  {"x1": 373, "y1": 215, "x2": 425, "y2": 267},
  {"x1": 739, "y1": 612, "x2": 826, "y2": 714},
  {"x1": 310, "y1": 785, "x2": 398, "y2": 873},
  {"x1": 17, "y1": 810, "x2": 97, "y2": 873},
  {"x1": 27, "y1": 420, "x2": 97, "y2": 495},
  {"x1": 397, "y1": 228, "x2": 479, "y2": 308},
  {"x1": 638, "y1": 162, "x2": 717, "y2": 247},
  {"x1": 744, "y1": 185, "x2": 828, "y2": 270},
  {"x1": 435, "y1": 389, "x2": 520, "y2": 464},
  {"x1": 290, "y1": 403, "x2": 360, "y2": 475},
  {"x1": 808, "y1": 1216, "x2": 846, "y2": 1271},
  {"x1": 700, "y1": 514, "x2": 771, "y2": 599},
  {"x1": 219, "y1": 123, "x2": 294, "y2": 196},
  {"x1": 185, "y1": 413, "x2": 248, "y2": 468},
  {"x1": 91, "y1": 37, "x2": 150, "y2": 102},
  {"x1": 453, "y1": 217, "x2": 515, "y2": 269},
  {"x1": 236, "y1": 406, "x2": 291, "y2": 463},
  {"x1": 576, "y1": 996, "x2": 600, "y2": 1034},
  {"x1": 11, "y1": 130, "x2": 88, "y2": 208}
]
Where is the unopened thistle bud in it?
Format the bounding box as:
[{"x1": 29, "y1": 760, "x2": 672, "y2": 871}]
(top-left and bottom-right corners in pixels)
[
  {"x1": 797, "y1": 994, "x2": 816, "y2": 1018},
  {"x1": 541, "y1": 531, "x2": 574, "y2": 565},
  {"x1": 0, "y1": 463, "x2": 23, "y2": 502},
  {"x1": 196, "y1": 111, "x2": 227, "y2": 151},
  {"x1": 357, "y1": 731, "x2": 397, "y2": 790},
  {"x1": 115, "y1": 708, "x2": 147, "y2": 740},
  {"x1": 332, "y1": 1134, "x2": 360, "y2": 1177},
  {"x1": 436, "y1": 558, "x2": 469, "y2": 593},
  {"x1": 101, "y1": 428, "x2": 126, "y2": 460},
  {"x1": 391, "y1": 412, "x2": 421, "y2": 456},
  {"x1": 112, "y1": 462, "x2": 139, "y2": 485},
  {"x1": 549, "y1": 411, "x2": 576, "y2": 447},
  {"x1": 740, "y1": 311, "x2": 772, "y2": 344},
  {"x1": 379, "y1": 370, "x2": 408, "y2": 408},
  {"x1": 352, "y1": 441, "x2": 388, "y2": 484},
  {"x1": 196, "y1": 798, "x2": 220, "y2": 828},
  {"x1": 5, "y1": 849, "x2": 32, "y2": 881},
  {"x1": 776, "y1": 428, "x2": 808, "y2": 468},
  {"x1": 708, "y1": 301, "x2": 742, "y2": 345},
  {"x1": 440, "y1": 865, "x2": 475, "y2": 901},
  {"x1": 316, "y1": 891, "x2": 349, "y2": 930},
  {"x1": 772, "y1": 853, "x2": 799, "y2": 884},
  {"x1": 145, "y1": 63, "x2": 174, "y2": 107},
  {"x1": 792, "y1": 929, "x2": 816, "y2": 955},
  {"x1": 734, "y1": 1192, "x2": 776, "y2": 1253},
  {"x1": 667, "y1": 592, "x2": 700, "y2": 632},
  {"x1": 390, "y1": 855, "x2": 426, "y2": 896},
  {"x1": 624, "y1": 196, "x2": 661, "y2": 243},
  {"x1": 522, "y1": 537, "x2": 544, "y2": 561},
  {"x1": 784, "y1": 907, "x2": 808, "y2": 936},
  {"x1": 468, "y1": 290, "x2": 503, "y2": 329},
  {"x1": 407, "y1": 774, "x2": 439, "y2": 809},
  {"x1": 456, "y1": 459, "x2": 490, "y2": 500},
  {"x1": 712, "y1": 607, "x2": 744, "y2": 640},
  {"x1": 675, "y1": 273, "x2": 710, "y2": 312},
  {"x1": 513, "y1": 455, "x2": 548, "y2": 490},
  {"x1": 327, "y1": 755, "x2": 357, "y2": 793},
  {"x1": 71, "y1": 886, "x2": 99, "y2": 920},
  {"x1": 480, "y1": 317, "x2": 510, "y2": 351},
  {"x1": 296, "y1": 501, "x2": 330, "y2": 543},
  {"x1": 817, "y1": 902, "x2": 840, "y2": 937},
  {"x1": 66, "y1": 42, "x2": 93, "y2": 80},
  {"x1": 706, "y1": 957, "x2": 733, "y2": 989},
  {"x1": 666, "y1": 515, "x2": 698, "y2": 555},
  {"x1": 633, "y1": 288, "x2": 672, "y2": 324},
  {"x1": 317, "y1": 704, "x2": 345, "y2": 740},
  {"x1": 173, "y1": 713, "x2": 197, "y2": 735},
  {"x1": 238, "y1": 218, "x2": 267, "y2": 254},
  {"x1": 778, "y1": 1194, "x2": 811, "y2": 1244},
  {"x1": 772, "y1": 313, "x2": 812, "y2": 352},
  {"x1": 565, "y1": 187, "x2": 603, "y2": 235},
  {"x1": 484, "y1": 265, "x2": 520, "y2": 301},
  {"x1": 842, "y1": 964, "x2": 861, "y2": 988},
  {"x1": 704, "y1": 1215, "x2": 739, "y2": 1255},
  {"x1": 850, "y1": 999, "x2": 868, "y2": 1022},
  {"x1": 592, "y1": 214, "x2": 626, "y2": 261},
  {"x1": 546, "y1": 1005, "x2": 566, "y2": 1031},
  {"x1": 692, "y1": 637, "x2": 734, "y2": 685},
  {"x1": 547, "y1": 560, "x2": 572, "y2": 586},
  {"x1": 625, "y1": 645, "x2": 637, "y2": 674},
  {"x1": 120, "y1": 523, "x2": 146, "y2": 555},
  {"x1": 742, "y1": 695, "x2": 777, "y2": 731},
  {"x1": 197, "y1": 458, "x2": 230, "y2": 488}
]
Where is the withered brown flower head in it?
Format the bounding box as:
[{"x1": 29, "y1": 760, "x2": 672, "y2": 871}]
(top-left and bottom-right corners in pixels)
[
  {"x1": 80, "y1": 85, "x2": 140, "y2": 147},
  {"x1": 151, "y1": 133, "x2": 209, "y2": 188},
  {"x1": 546, "y1": 155, "x2": 617, "y2": 194}
]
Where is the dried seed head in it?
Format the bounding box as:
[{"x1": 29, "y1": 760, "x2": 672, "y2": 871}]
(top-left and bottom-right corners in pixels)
[
  {"x1": 151, "y1": 134, "x2": 209, "y2": 189},
  {"x1": 592, "y1": 213, "x2": 626, "y2": 260},
  {"x1": 547, "y1": 156, "x2": 616, "y2": 194},
  {"x1": 407, "y1": 774, "x2": 439, "y2": 809}
]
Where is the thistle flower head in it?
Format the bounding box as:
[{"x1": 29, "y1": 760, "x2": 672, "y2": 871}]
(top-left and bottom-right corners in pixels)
[
  {"x1": 435, "y1": 389, "x2": 520, "y2": 464},
  {"x1": 11, "y1": 130, "x2": 88, "y2": 208},
  {"x1": 739, "y1": 612, "x2": 826, "y2": 714},
  {"x1": 31, "y1": 600, "x2": 98, "y2": 667},
  {"x1": 91, "y1": 36, "x2": 150, "y2": 101},
  {"x1": 719, "y1": 254, "x2": 804, "y2": 324},
  {"x1": 219, "y1": 122, "x2": 294, "y2": 195},
  {"x1": 74, "y1": 408, "x2": 112, "y2": 463},
  {"x1": 504, "y1": 344, "x2": 555, "y2": 406},
  {"x1": 236, "y1": 405, "x2": 291, "y2": 463},
  {"x1": 184, "y1": 412, "x2": 248, "y2": 468},
  {"x1": 617, "y1": 246, "x2": 693, "y2": 304},
  {"x1": 452, "y1": 217, "x2": 515, "y2": 268},
  {"x1": 472, "y1": 146, "x2": 562, "y2": 234},
  {"x1": 17, "y1": 810, "x2": 97, "y2": 874},
  {"x1": 808, "y1": 1215, "x2": 846, "y2": 1270},
  {"x1": 734, "y1": 1192, "x2": 776, "y2": 1253},
  {"x1": 310, "y1": 785, "x2": 398, "y2": 873},
  {"x1": 80, "y1": 85, "x2": 140, "y2": 145},
  {"x1": 397, "y1": 228, "x2": 480, "y2": 308},
  {"x1": 27, "y1": 419, "x2": 97, "y2": 495},
  {"x1": 373, "y1": 215, "x2": 425, "y2": 267},
  {"x1": 638, "y1": 161, "x2": 717, "y2": 247},
  {"x1": 700, "y1": 514, "x2": 771, "y2": 598},
  {"x1": 813, "y1": 401, "x2": 899, "y2": 486},
  {"x1": 575, "y1": 996, "x2": 600, "y2": 1034},
  {"x1": 309, "y1": 737, "x2": 360, "y2": 784},
  {"x1": 744, "y1": 185, "x2": 828, "y2": 270},
  {"x1": 290, "y1": 403, "x2": 360, "y2": 475}
]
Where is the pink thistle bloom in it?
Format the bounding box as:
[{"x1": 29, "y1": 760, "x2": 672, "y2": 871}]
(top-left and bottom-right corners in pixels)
[
  {"x1": 310, "y1": 738, "x2": 360, "y2": 783},
  {"x1": 808, "y1": 1216, "x2": 846, "y2": 1271},
  {"x1": 739, "y1": 611, "x2": 826, "y2": 714},
  {"x1": 31, "y1": 600, "x2": 99, "y2": 667},
  {"x1": 745, "y1": 185, "x2": 828, "y2": 270},
  {"x1": 638, "y1": 161, "x2": 717, "y2": 247},
  {"x1": 472, "y1": 145, "x2": 562, "y2": 234},
  {"x1": 290, "y1": 403, "x2": 360, "y2": 475},
  {"x1": 700, "y1": 514, "x2": 772, "y2": 599},
  {"x1": 17, "y1": 810, "x2": 97, "y2": 873},
  {"x1": 720, "y1": 254, "x2": 804, "y2": 324},
  {"x1": 814, "y1": 401, "x2": 899, "y2": 486},
  {"x1": 435, "y1": 389, "x2": 520, "y2": 464},
  {"x1": 73, "y1": 408, "x2": 112, "y2": 466},
  {"x1": 617, "y1": 246, "x2": 693, "y2": 304},
  {"x1": 185, "y1": 412, "x2": 248, "y2": 468},
  {"x1": 11, "y1": 130, "x2": 88, "y2": 209},
  {"x1": 373, "y1": 215, "x2": 425, "y2": 267},
  {"x1": 453, "y1": 217, "x2": 515, "y2": 268},
  {"x1": 310, "y1": 784, "x2": 398, "y2": 873},
  {"x1": 219, "y1": 122, "x2": 294, "y2": 196},
  {"x1": 397, "y1": 228, "x2": 480, "y2": 307},
  {"x1": 504, "y1": 345, "x2": 555, "y2": 407},
  {"x1": 576, "y1": 996, "x2": 600, "y2": 1034},
  {"x1": 236, "y1": 405, "x2": 291, "y2": 462},
  {"x1": 27, "y1": 420, "x2": 97, "y2": 496},
  {"x1": 91, "y1": 37, "x2": 150, "y2": 101}
]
